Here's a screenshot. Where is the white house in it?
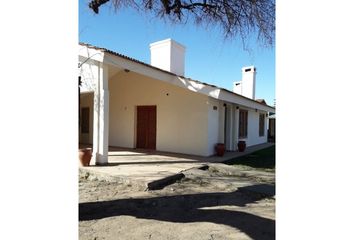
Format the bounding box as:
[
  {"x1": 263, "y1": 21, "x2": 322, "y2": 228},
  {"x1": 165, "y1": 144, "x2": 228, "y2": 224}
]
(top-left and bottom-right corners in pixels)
[{"x1": 78, "y1": 39, "x2": 275, "y2": 165}]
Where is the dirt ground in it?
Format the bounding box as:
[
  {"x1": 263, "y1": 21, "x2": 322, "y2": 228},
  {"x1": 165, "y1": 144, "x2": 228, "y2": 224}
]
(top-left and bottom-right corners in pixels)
[{"x1": 79, "y1": 163, "x2": 275, "y2": 240}]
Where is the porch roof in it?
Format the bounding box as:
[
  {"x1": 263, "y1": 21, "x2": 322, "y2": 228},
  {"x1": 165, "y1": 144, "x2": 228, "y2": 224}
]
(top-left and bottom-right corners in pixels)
[{"x1": 79, "y1": 42, "x2": 275, "y2": 113}]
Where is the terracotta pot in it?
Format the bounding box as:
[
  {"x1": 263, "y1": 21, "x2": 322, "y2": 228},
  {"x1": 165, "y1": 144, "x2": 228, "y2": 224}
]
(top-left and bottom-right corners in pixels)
[
  {"x1": 79, "y1": 148, "x2": 92, "y2": 166},
  {"x1": 237, "y1": 141, "x2": 246, "y2": 152},
  {"x1": 215, "y1": 143, "x2": 225, "y2": 156}
]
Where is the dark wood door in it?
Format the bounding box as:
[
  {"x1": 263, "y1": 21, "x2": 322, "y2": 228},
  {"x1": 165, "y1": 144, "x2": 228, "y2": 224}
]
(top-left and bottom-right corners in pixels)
[{"x1": 136, "y1": 106, "x2": 156, "y2": 149}]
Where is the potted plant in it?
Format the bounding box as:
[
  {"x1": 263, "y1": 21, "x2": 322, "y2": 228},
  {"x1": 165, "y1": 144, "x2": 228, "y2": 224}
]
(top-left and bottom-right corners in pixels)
[
  {"x1": 237, "y1": 140, "x2": 246, "y2": 152},
  {"x1": 215, "y1": 143, "x2": 225, "y2": 156},
  {"x1": 79, "y1": 148, "x2": 92, "y2": 166}
]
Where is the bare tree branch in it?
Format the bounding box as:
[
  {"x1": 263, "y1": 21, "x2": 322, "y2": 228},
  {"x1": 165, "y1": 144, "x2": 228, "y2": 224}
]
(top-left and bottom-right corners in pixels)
[{"x1": 87, "y1": 0, "x2": 275, "y2": 47}]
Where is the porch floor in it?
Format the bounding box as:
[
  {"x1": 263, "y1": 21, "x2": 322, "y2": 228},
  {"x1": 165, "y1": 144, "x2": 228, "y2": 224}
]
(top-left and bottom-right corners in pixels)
[{"x1": 79, "y1": 142, "x2": 274, "y2": 190}]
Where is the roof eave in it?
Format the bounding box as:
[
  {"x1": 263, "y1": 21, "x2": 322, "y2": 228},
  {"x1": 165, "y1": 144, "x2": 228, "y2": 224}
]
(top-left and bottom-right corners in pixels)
[{"x1": 79, "y1": 42, "x2": 275, "y2": 113}]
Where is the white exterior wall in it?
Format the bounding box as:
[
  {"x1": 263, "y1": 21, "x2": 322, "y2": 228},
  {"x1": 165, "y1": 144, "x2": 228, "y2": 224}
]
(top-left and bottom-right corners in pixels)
[
  {"x1": 109, "y1": 71, "x2": 210, "y2": 156},
  {"x1": 207, "y1": 97, "x2": 221, "y2": 156},
  {"x1": 240, "y1": 109, "x2": 267, "y2": 147}
]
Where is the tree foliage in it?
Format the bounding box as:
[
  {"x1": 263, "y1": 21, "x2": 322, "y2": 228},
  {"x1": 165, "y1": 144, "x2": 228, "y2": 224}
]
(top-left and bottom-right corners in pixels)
[{"x1": 88, "y1": 0, "x2": 275, "y2": 47}]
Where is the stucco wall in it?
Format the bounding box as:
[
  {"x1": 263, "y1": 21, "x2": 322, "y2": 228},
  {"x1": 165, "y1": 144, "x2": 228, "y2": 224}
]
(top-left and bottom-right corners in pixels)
[
  {"x1": 207, "y1": 97, "x2": 221, "y2": 156},
  {"x1": 108, "y1": 71, "x2": 210, "y2": 156}
]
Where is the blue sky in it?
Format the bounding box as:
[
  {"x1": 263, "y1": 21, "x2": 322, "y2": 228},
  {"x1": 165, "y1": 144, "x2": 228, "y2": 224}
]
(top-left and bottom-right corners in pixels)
[{"x1": 79, "y1": 0, "x2": 275, "y2": 106}]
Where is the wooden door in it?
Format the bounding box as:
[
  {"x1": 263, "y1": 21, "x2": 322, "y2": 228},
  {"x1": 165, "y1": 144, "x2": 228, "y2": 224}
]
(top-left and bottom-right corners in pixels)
[{"x1": 136, "y1": 106, "x2": 156, "y2": 149}]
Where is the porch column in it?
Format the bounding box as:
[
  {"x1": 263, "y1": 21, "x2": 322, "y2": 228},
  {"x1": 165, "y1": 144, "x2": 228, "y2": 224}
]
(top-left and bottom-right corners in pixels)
[
  {"x1": 234, "y1": 107, "x2": 240, "y2": 149},
  {"x1": 225, "y1": 104, "x2": 234, "y2": 151},
  {"x1": 92, "y1": 63, "x2": 109, "y2": 165},
  {"x1": 228, "y1": 105, "x2": 239, "y2": 151},
  {"x1": 230, "y1": 106, "x2": 236, "y2": 151}
]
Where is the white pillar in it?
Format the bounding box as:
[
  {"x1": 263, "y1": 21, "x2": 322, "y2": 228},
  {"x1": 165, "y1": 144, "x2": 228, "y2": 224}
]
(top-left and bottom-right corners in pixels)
[
  {"x1": 224, "y1": 105, "x2": 230, "y2": 151},
  {"x1": 235, "y1": 107, "x2": 240, "y2": 148},
  {"x1": 92, "y1": 63, "x2": 109, "y2": 165},
  {"x1": 225, "y1": 104, "x2": 235, "y2": 151},
  {"x1": 92, "y1": 88, "x2": 99, "y2": 162},
  {"x1": 218, "y1": 102, "x2": 225, "y2": 143},
  {"x1": 230, "y1": 106, "x2": 236, "y2": 151}
]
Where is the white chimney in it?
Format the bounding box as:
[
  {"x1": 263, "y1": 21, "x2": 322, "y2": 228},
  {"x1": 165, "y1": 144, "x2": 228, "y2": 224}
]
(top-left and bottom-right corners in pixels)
[
  {"x1": 149, "y1": 38, "x2": 186, "y2": 76},
  {"x1": 233, "y1": 81, "x2": 242, "y2": 95},
  {"x1": 233, "y1": 66, "x2": 256, "y2": 99}
]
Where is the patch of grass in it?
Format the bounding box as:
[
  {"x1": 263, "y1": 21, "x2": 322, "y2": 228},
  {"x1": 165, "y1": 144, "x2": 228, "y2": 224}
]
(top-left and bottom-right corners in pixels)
[{"x1": 224, "y1": 145, "x2": 275, "y2": 170}]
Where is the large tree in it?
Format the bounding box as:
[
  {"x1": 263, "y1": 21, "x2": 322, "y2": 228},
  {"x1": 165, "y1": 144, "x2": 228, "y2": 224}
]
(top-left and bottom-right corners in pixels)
[{"x1": 88, "y1": 0, "x2": 275, "y2": 47}]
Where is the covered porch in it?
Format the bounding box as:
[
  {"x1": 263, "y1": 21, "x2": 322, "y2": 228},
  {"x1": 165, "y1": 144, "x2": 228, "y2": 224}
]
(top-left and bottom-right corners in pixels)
[
  {"x1": 79, "y1": 142, "x2": 274, "y2": 190},
  {"x1": 79, "y1": 142, "x2": 274, "y2": 165},
  {"x1": 79, "y1": 43, "x2": 275, "y2": 166}
]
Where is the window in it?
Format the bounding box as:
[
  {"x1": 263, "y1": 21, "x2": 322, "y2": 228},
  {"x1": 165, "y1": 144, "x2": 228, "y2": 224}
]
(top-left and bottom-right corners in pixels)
[
  {"x1": 239, "y1": 109, "x2": 248, "y2": 138},
  {"x1": 259, "y1": 113, "x2": 265, "y2": 136},
  {"x1": 81, "y1": 107, "x2": 90, "y2": 134}
]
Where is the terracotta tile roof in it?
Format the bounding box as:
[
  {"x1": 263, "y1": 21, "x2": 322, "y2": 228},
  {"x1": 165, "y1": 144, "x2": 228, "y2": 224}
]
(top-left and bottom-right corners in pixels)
[{"x1": 79, "y1": 42, "x2": 275, "y2": 110}]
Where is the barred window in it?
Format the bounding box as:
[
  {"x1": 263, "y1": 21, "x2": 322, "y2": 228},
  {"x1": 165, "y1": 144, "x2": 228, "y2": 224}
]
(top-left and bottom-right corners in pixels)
[{"x1": 239, "y1": 110, "x2": 248, "y2": 138}]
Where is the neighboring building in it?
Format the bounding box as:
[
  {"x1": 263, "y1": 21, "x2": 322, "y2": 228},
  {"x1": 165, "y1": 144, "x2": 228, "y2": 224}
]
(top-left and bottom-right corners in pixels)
[{"x1": 79, "y1": 39, "x2": 275, "y2": 165}]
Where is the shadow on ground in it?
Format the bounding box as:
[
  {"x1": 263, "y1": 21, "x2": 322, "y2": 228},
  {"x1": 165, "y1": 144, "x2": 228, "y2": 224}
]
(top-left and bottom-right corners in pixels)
[
  {"x1": 101, "y1": 160, "x2": 200, "y2": 166},
  {"x1": 79, "y1": 184, "x2": 275, "y2": 240}
]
